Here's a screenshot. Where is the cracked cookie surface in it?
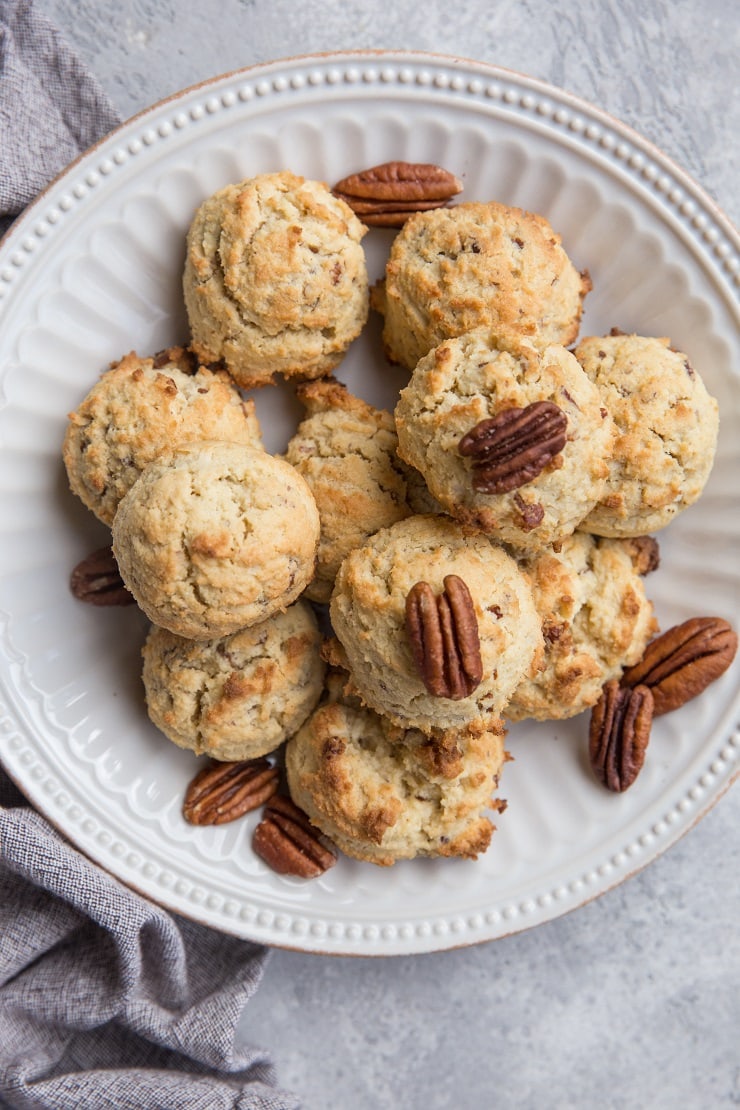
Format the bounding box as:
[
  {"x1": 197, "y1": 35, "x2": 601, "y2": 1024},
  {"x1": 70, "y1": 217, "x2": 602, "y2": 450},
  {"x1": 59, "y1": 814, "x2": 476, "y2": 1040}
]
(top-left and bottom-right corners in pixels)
[
  {"x1": 284, "y1": 378, "x2": 413, "y2": 603},
  {"x1": 112, "y1": 441, "x2": 320, "y2": 639},
  {"x1": 183, "y1": 171, "x2": 369, "y2": 387},
  {"x1": 63, "y1": 347, "x2": 261, "y2": 526},
  {"x1": 142, "y1": 599, "x2": 324, "y2": 760},
  {"x1": 286, "y1": 692, "x2": 507, "y2": 865},
  {"x1": 507, "y1": 532, "x2": 658, "y2": 721},
  {"x1": 329, "y1": 513, "x2": 543, "y2": 733},
  {"x1": 395, "y1": 329, "x2": 615, "y2": 552},
  {"x1": 372, "y1": 200, "x2": 590, "y2": 370},
  {"x1": 575, "y1": 332, "x2": 719, "y2": 536}
]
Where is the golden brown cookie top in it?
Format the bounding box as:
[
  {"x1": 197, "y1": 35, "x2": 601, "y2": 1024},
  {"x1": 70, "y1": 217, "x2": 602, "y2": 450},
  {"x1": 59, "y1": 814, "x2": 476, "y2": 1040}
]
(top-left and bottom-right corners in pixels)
[
  {"x1": 142, "y1": 600, "x2": 325, "y2": 761},
  {"x1": 394, "y1": 328, "x2": 615, "y2": 552},
  {"x1": 112, "y1": 441, "x2": 320, "y2": 639},
  {"x1": 329, "y1": 513, "x2": 543, "y2": 734},
  {"x1": 285, "y1": 694, "x2": 507, "y2": 866},
  {"x1": 575, "y1": 332, "x2": 719, "y2": 536},
  {"x1": 183, "y1": 172, "x2": 369, "y2": 387},
  {"x1": 506, "y1": 532, "x2": 659, "y2": 722},
  {"x1": 374, "y1": 200, "x2": 590, "y2": 369},
  {"x1": 285, "y1": 378, "x2": 412, "y2": 603},
  {"x1": 63, "y1": 347, "x2": 262, "y2": 526}
]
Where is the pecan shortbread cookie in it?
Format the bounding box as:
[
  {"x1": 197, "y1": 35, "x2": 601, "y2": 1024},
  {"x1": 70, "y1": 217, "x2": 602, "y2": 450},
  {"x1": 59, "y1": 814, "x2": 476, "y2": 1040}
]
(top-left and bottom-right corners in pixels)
[
  {"x1": 112, "y1": 441, "x2": 320, "y2": 639},
  {"x1": 286, "y1": 692, "x2": 507, "y2": 866},
  {"x1": 63, "y1": 347, "x2": 262, "y2": 526},
  {"x1": 394, "y1": 328, "x2": 615, "y2": 553},
  {"x1": 284, "y1": 378, "x2": 413, "y2": 603},
  {"x1": 142, "y1": 600, "x2": 324, "y2": 761},
  {"x1": 372, "y1": 200, "x2": 590, "y2": 369},
  {"x1": 183, "y1": 172, "x2": 369, "y2": 388},
  {"x1": 329, "y1": 513, "x2": 543, "y2": 734},
  {"x1": 506, "y1": 532, "x2": 659, "y2": 721},
  {"x1": 575, "y1": 332, "x2": 719, "y2": 536}
]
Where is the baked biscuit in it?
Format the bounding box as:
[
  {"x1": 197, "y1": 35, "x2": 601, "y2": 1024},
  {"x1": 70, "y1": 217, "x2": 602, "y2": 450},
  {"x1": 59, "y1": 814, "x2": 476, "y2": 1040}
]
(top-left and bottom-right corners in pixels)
[
  {"x1": 329, "y1": 513, "x2": 543, "y2": 733},
  {"x1": 285, "y1": 694, "x2": 507, "y2": 866},
  {"x1": 63, "y1": 347, "x2": 262, "y2": 526},
  {"x1": 183, "y1": 172, "x2": 369, "y2": 388},
  {"x1": 394, "y1": 329, "x2": 615, "y2": 552},
  {"x1": 372, "y1": 200, "x2": 590, "y2": 370},
  {"x1": 575, "y1": 332, "x2": 719, "y2": 536},
  {"x1": 506, "y1": 532, "x2": 659, "y2": 721},
  {"x1": 142, "y1": 600, "x2": 324, "y2": 761},
  {"x1": 284, "y1": 378, "x2": 412, "y2": 603},
  {"x1": 112, "y1": 441, "x2": 320, "y2": 639}
]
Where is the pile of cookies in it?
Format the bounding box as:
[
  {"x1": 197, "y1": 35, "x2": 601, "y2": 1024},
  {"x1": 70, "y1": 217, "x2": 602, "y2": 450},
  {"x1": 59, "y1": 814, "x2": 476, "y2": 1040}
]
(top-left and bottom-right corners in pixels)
[{"x1": 63, "y1": 165, "x2": 735, "y2": 876}]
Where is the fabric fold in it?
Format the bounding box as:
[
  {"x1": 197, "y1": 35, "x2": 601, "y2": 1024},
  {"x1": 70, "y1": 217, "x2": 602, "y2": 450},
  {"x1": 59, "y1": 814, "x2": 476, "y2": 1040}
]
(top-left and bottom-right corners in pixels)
[{"x1": 0, "y1": 776, "x2": 298, "y2": 1109}]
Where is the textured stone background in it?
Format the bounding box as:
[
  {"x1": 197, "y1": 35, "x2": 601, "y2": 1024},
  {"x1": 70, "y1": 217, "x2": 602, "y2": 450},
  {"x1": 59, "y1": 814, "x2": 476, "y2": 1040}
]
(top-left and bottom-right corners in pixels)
[{"x1": 38, "y1": 2, "x2": 739, "y2": 1107}]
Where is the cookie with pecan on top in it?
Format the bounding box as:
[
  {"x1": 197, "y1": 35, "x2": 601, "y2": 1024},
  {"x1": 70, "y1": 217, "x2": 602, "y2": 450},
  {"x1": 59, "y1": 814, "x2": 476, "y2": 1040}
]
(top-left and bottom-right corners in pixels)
[
  {"x1": 394, "y1": 328, "x2": 615, "y2": 553},
  {"x1": 329, "y1": 513, "x2": 543, "y2": 734}
]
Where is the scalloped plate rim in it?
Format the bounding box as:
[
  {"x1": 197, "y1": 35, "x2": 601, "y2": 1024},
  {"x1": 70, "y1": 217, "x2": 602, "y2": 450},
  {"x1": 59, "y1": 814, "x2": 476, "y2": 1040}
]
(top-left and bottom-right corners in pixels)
[{"x1": 0, "y1": 49, "x2": 738, "y2": 956}]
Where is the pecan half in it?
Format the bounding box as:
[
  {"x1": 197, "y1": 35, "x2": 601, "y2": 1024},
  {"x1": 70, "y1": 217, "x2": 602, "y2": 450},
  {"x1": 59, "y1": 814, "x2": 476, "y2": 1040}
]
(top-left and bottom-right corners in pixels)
[
  {"x1": 151, "y1": 344, "x2": 197, "y2": 371},
  {"x1": 512, "y1": 492, "x2": 545, "y2": 532},
  {"x1": 70, "y1": 546, "x2": 135, "y2": 606},
  {"x1": 253, "y1": 795, "x2": 337, "y2": 878},
  {"x1": 333, "y1": 161, "x2": 463, "y2": 227},
  {"x1": 624, "y1": 535, "x2": 661, "y2": 576},
  {"x1": 589, "y1": 679, "x2": 654, "y2": 792},
  {"x1": 621, "y1": 617, "x2": 737, "y2": 716},
  {"x1": 458, "y1": 402, "x2": 568, "y2": 494},
  {"x1": 183, "y1": 758, "x2": 279, "y2": 825},
  {"x1": 405, "y1": 575, "x2": 483, "y2": 699}
]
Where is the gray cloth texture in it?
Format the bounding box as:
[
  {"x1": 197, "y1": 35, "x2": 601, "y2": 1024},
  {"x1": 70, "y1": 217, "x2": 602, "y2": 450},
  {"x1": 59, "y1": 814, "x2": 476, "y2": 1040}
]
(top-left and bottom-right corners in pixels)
[
  {"x1": 0, "y1": 772, "x2": 298, "y2": 1109},
  {"x1": 0, "y1": 0, "x2": 120, "y2": 236},
  {"x1": 0, "y1": 3, "x2": 298, "y2": 1107}
]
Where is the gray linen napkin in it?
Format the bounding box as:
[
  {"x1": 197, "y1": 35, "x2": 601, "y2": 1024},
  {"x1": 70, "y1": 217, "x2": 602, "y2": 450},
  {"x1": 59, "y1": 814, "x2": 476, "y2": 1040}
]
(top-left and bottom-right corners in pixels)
[
  {"x1": 0, "y1": 0, "x2": 120, "y2": 236},
  {"x1": 0, "y1": 772, "x2": 299, "y2": 1109},
  {"x1": 0, "y1": 4, "x2": 298, "y2": 1106}
]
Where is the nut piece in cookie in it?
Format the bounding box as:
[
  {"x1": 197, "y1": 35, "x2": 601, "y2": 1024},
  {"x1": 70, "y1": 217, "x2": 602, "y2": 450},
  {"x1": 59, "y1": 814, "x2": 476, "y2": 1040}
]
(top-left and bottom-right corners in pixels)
[
  {"x1": 63, "y1": 347, "x2": 262, "y2": 526},
  {"x1": 142, "y1": 599, "x2": 325, "y2": 761},
  {"x1": 285, "y1": 693, "x2": 507, "y2": 866},
  {"x1": 372, "y1": 200, "x2": 590, "y2": 369},
  {"x1": 574, "y1": 332, "x2": 719, "y2": 536},
  {"x1": 183, "y1": 172, "x2": 369, "y2": 388},
  {"x1": 112, "y1": 441, "x2": 320, "y2": 639},
  {"x1": 405, "y1": 575, "x2": 483, "y2": 700},
  {"x1": 284, "y1": 378, "x2": 413, "y2": 603},
  {"x1": 329, "y1": 513, "x2": 543, "y2": 734},
  {"x1": 506, "y1": 532, "x2": 659, "y2": 722},
  {"x1": 395, "y1": 329, "x2": 615, "y2": 552}
]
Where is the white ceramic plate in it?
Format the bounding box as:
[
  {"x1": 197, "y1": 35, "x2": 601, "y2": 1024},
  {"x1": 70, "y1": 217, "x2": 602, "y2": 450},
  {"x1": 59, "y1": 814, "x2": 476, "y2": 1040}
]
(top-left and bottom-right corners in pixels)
[{"x1": 1, "y1": 52, "x2": 738, "y2": 956}]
